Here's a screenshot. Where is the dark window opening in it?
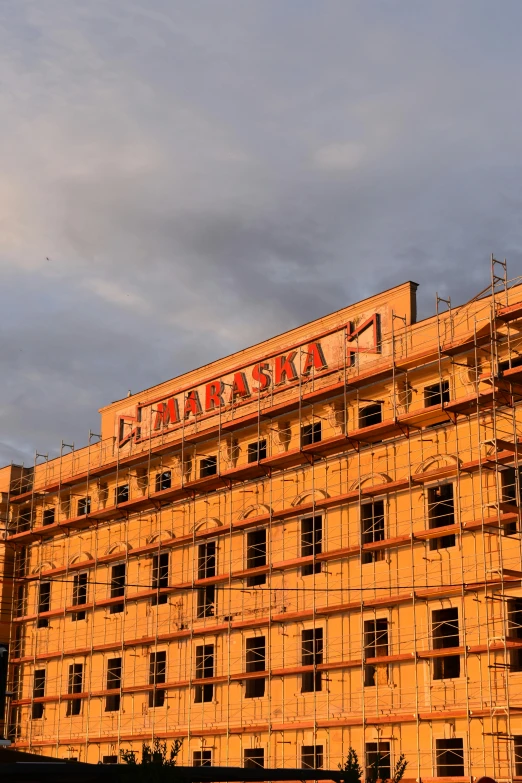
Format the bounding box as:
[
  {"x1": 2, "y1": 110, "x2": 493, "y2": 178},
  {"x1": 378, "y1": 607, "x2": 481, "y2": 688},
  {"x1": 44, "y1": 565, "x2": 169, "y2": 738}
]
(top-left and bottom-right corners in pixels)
[
  {"x1": 149, "y1": 650, "x2": 166, "y2": 708},
  {"x1": 364, "y1": 618, "x2": 389, "y2": 687},
  {"x1": 501, "y1": 467, "x2": 521, "y2": 534},
  {"x1": 102, "y1": 756, "x2": 118, "y2": 764},
  {"x1": 245, "y1": 636, "x2": 266, "y2": 698},
  {"x1": 436, "y1": 738, "x2": 464, "y2": 777},
  {"x1": 151, "y1": 552, "x2": 169, "y2": 606},
  {"x1": 115, "y1": 484, "x2": 129, "y2": 504},
  {"x1": 105, "y1": 657, "x2": 122, "y2": 712},
  {"x1": 200, "y1": 456, "x2": 217, "y2": 478},
  {"x1": 66, "y1": 663, "x2": 83, "y2": 716},
  {"x1": 72, "y1": 572, "x2": 87, "y2": 621},
  {"x1": 197, "y1": 585, "x2": 215, "y2": 618},
  {"x1": 428, "y1": 484, "x2": 455, "y2": 550},
  {"x1": 15, "y1": 584, "x2": 25, "y2": 618},
  {"x1": 301, "y1": 628, "x2": 323, "y2": 692},
  {"x1": 499, "y1": 355, "x2": 522, "y2": 374},
  {"x1": 37, "y1": 581, "x2": 51, "y2": 628},
  {"x1": 508, "y1": 599, "x2": 522, "y2": 671},
  {"x1": 248, "y1": 439, "x2": 267, "y2": 463},
  {"x1": 247, "y1": 529, "x2": 267, "y2": 586},
  {"x1": 433, "y1": 607, "x2": 460, "y2": 679},
  {"x1": 193, "y1": 751, "x2": 212, "y2": 767},
  {"x1": 361, "y1": 500, "x2": 385, "y2": 564},
  {"x1": 110, "y1": 563, "x2": 125, "y2": 614},
  {"x1": 425, "y1": 380, "x2": 450, "y2": 407},
  {"x1": 15, "y1": 547, "x2": 27, "y2": 578},
  {"x1": 42, "y1": 508, "x2": 55, "y2": 527},
  {"x1": 359, "y1": 403, "x2": 382, "y2": 428},
  {"x1": 32, "y1": 669, "x2": 46, "y2": 719},
  {"x1": 301, "y1": 515, "x2": 322, "y2": 576},
  {"x1": 198, "y1": 542, "x2": 216, "y2": 579},
  {"x1": 302, "y1": 745, "x2": 324, "y2": 770},
  {"x1": 195, "y1": 644, "x2": 214, "y2": 703},
  {"x1": 365, "y1": 742, "x2": 390, "y2": 782},
  {"x1": 77, "y1": 496, "x2": 91, "y2": 516},
  {"x1": 514, "y1": 736, "x2": 522, "y2": 777},
  {"x1": 244, "y1": 749, "x2": 265, "y2": 769},
  {"x1": 155, "y1": 470, "x2": 171, "y2": 492},
  {"x1": 301, "y1": 422, "x2": 322, "y2": 447}
]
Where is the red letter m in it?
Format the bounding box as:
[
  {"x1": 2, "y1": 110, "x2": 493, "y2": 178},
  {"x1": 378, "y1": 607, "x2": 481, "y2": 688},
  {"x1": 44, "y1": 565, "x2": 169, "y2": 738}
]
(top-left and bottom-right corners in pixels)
[{"x1": 153, "y1": 398, "x2": 180, "y2": 430}]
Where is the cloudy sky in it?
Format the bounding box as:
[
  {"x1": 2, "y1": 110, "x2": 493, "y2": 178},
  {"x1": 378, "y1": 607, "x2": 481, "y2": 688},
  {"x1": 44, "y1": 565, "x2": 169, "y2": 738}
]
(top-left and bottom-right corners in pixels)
[{"x1": 1, "y1": 0, "x2": 522, "y2": 464}]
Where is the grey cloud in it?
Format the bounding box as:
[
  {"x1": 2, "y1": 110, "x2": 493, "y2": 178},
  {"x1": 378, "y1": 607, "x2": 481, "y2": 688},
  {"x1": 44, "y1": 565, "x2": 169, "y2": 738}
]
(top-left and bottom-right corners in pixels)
[{"x1": 1, "y1": 0, "x2": 522, "y2": 463}]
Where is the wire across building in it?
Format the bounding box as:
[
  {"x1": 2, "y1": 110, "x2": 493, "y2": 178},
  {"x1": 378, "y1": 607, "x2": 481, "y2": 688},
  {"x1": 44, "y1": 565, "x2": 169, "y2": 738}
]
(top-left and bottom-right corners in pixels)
[{"x1": 1, "y1": 261, "x2": 522, "y2": 779}]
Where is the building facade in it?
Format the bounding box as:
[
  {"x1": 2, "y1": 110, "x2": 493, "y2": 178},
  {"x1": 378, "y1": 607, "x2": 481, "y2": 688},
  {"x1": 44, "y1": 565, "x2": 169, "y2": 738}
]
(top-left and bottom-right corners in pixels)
[{"x1": 2, "y1": 269, "x2": 522, "y2": 779}]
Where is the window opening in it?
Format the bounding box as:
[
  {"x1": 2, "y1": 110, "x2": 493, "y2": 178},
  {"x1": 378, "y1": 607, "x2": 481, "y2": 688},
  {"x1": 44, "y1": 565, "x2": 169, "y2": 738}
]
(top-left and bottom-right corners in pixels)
[
  {"x1": 301, "y1": 422, "x2": 322, "y2": 447},
  {"x1": 194, "y1": 644, "x2": 214, "y2": 703},
  {"x1": 105, "y1": 657, "x2": 121, "y2": 712},
  {"x1": 359, "y1": 403, "x2": 382, "y2": 428},
  {"x1": 246, "y1": 529, "x2": 267, "y2": 586},
  {"x1": 37, "y1": 581, "x2": 51, "y2": 628},
  {"x1": 149, "y1": 651, "x2": 166, "y2": 707},
  {"x1": 428, "y1": 484, "x2": 455, "y2": 550},
  {"x1": 155, "y1": 470, "x2": 171, "y2": 492},
  {"x1": 31, "y1": 669, "x2": 45, "y2": 719},
  {"x1": 435, "y1": 738, "x2": 464, "y2": 777},
  {"x1": 66, "y1": 663, "x2": 83, "y2": 716},
  {"x1": 72, "y1": 573, "x2": 87, "y2": 621},
  {"x1": 248, "y1": 439, "x2": 267, "y2": 463},
  {"x1": 424, "y1": 380, "x2": 450, "y2": 407},
  {"x1": 361, "y1": 500, "x2": 385, "y2": 563},
  {"x1": 151, "y1": 552, "x2": 169, "y2": 606},
  {"x1": 245, "y1": 636, "x2": 266, "y2": 698},
  {"x1": 432, "y1": 607, "x2": 460, "y2": 679},
  {"x1": 110, "y1": 563, "x2": 125, "y2": 614},
  {"x1": 301, "y1": 628, "x2": 323, "y2": 692},
  {"x1": 200, "y1": 457, "x2": 217, "y2": 478},
  {"x1": 364, "y1": 618, "x2": 389, "y2": 686},
  {"x1": 301, "y1": 515, "x2": 322, "y2": 576}
]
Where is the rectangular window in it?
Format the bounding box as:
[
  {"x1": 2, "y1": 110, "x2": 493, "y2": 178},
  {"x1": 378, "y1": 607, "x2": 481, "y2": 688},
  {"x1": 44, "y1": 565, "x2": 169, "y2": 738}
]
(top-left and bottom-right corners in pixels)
[
  {"x1": 197, "y1": 586, "x2": 215, "y2": 618},
  {"x1": 102, "y1": 756, "x2": 118, "y2": 764},
  {"x1": 151, "y1": 552, "x2": 169, "y2": 606},
  {"x1": 15, "y1": 584, "x2": 25, "y2": 618},
  {"x1": 514, "y1": 736, "x2": 522, "y2": 777},
  {"x1": 200, "y1": 457, "x2": 217, "y2": 478},
  {"x1": 501, "y1": 467, "x2": 521, "y2": 534},
  {"x1": 77, "y1": 496, "x2": 91, "y2": 516},
  {"x1": 155, "y1": 470, "x2": 172, "y2": 492},
  {"x1": 508, "y1": 598, "x2": 522, "y2": 671},
  {"x1": 435, "y1": 738, "x2": 464, "y2": 777},
  {"x1": 115, "y1": 484, "x2": 129, "y2": 504},
  {"x1": 198, "y1": 542, "x2": 216, "y2": 579},
  {"x1": 364, "y1": 618, "x2": 389, "y2": 687},
  {"x1": 301, "y1": 628, "x2": 323, "y2": 692},
  {"x1": 302, "y1": 745, "x2": 324, "y2": 770},
  {"x1": 193, "y1": 751, "x2": 212, "y2": 767},
  {"x1": 248, "y1": 439, "x2": 267, "y2": 463},
  {"x1": 433, "y1": 607, "x2": 460, "y2": 679},
  {"x1": 42, "y1": 508, "x2": 55, "y2": 527},
  {"x1": 197, "y1": 541, "x2": 216, "y2": 617},
  {"x1": 66, "y1": 663, "x2": 83, "y2": 716},
  {"x1": 245, "y1": 636, "x2": 266, "y2": 698},
  {"x1": 301, "y1": 422, "x2": 322, "y2": 447},
  {"x1": 194, "y1": 644, "x2": 214, "y2": 703},
  {"x1": 244, "y1": 749, "x2": 265, "y2": 769},
  {"x1": 148, "y1": 651, "x2": 166, "y2": 708},
  {"x1": 37, "y1": 582, "x2": 51, "y2": 628},
  {"x1": 499, "y1": 355, "x2": 522, "y2": 374},
  {"x1": 246, "y1": 529, "x2": 267, "y2": 586},
  {"x1": 301, "y1": 515, "x2": 322, "y2": 576},
  {"x1": 424, "y1": 380, "x2": 450, "y2": 407},
  {"x1": 359, "y1": 403, "x2": 383, "y2": 428},
  {"x1": 365, "y1": 742, "x2": 391, "y2": 782},
  {"x1": 32, "y1": 669, "x2": 46, "y2": 719},
  {"x1": 72, "y1": 573, "x2": 88, "y2": 621},
  {"x1": 110, "y1": 563, "x2": 125, "y2": 614},
  {"x1": 428, "y1": 484, "x2": 455, "y2": 550},
  {"x1": 361, "y1": 500, "x2": 385, "y2": 564},
  {"x1": 105, "y1": 657, "x2": 121, "y2": 712}
]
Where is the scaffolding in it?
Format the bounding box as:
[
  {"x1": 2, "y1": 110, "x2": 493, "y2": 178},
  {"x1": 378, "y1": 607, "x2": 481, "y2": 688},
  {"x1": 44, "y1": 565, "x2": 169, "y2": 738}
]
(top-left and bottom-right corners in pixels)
[{"x1": 2, "y1": 267, "x2": 522, "y2": 778}]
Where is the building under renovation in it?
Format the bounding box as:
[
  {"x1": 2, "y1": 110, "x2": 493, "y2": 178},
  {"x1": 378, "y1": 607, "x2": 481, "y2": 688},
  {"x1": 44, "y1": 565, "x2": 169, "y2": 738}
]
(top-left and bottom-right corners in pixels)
[{"x1": 2, "y1": 261, "x2": 522, "y2": 779}]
